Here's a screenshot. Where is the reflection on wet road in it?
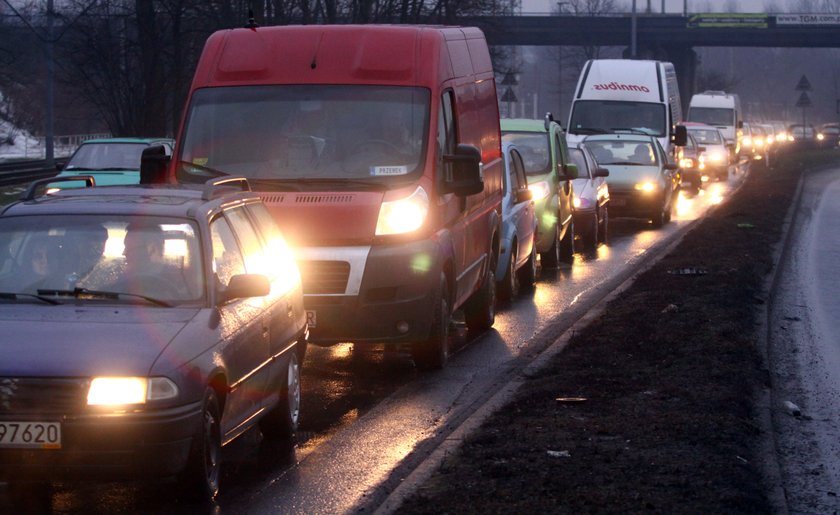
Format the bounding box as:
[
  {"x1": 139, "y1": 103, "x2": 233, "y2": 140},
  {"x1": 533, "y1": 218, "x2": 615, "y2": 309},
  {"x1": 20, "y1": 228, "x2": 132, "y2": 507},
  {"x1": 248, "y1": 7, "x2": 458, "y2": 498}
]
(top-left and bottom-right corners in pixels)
[{"x1": 0, "y1": 167, "x2": 747, "y2": 513}]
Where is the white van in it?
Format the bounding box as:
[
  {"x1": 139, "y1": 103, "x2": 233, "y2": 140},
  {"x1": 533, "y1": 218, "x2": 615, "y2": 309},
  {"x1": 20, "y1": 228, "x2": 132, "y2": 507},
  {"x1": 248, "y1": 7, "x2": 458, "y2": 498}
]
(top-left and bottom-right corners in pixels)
[
  {"x1": 686, "y1": 91, "x2": 742, "y2": 157},
  {"x1": 567, "y1": 59, "x2": 686, "y2": 157}
]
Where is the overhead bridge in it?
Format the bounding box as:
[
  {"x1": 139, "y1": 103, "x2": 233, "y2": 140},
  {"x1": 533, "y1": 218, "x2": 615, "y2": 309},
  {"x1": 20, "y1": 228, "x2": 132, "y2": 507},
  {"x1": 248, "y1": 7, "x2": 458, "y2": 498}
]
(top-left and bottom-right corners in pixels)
[{"x1": 457, "y1": 13, "x2": 840, "y2": 104}]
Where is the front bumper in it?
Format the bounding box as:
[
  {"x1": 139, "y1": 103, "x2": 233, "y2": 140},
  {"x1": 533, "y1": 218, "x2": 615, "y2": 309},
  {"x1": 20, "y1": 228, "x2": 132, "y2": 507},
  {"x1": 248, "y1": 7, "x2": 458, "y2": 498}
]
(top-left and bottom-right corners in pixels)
[
  {"x1": 608, "y1": 189, "x2": 666, "y2": 219},
  {"x1": 0, "y1": 402, "x2": 201, "y2": 481},
  {"x1": 300, "y1": 239, "x2": 443, "y2": 345}
]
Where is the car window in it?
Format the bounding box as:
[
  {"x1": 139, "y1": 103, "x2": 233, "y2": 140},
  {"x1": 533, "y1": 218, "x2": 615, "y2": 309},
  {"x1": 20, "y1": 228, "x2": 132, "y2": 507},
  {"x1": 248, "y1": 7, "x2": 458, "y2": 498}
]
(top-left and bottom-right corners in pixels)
[
  {"x1": 65, "y1": 143, "x2": 149, "y2": 171},
  {"x1": 510, "y1": 149, "x2": 528, "y2": 190},
  {"x1": 568, "y1": 148, "x2": 591, "y2": 179},
  {"x1": 688, "y1": 129, "x2": 722, "y2": 144},
  {"x1": 225, "y1": 207, "x2": 269, "y2": 277},
  {"x1": 210, "y1": 217, "x2": 246, "y2": 287}
]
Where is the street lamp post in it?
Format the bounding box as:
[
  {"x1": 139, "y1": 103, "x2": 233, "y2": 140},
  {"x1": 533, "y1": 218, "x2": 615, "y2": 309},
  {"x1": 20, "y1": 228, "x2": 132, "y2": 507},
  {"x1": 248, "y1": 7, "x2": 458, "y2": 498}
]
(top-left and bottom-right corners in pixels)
[{"x1": 631, "y1": 0, "x2": 637, "y2": 58}]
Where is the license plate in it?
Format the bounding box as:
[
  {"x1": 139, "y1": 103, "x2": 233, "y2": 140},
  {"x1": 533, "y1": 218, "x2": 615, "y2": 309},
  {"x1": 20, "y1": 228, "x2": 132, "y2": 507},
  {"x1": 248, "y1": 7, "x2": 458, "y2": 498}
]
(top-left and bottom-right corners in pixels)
[
  {"x1": 306, "y1": 310, "x2": 317, "y2": 328},
  {"x1": 0, "y1": 421, "x2": 61, "y2": 449},
  {"x1": 611, "y1": 198, "x2": 627, "y2": 207}
]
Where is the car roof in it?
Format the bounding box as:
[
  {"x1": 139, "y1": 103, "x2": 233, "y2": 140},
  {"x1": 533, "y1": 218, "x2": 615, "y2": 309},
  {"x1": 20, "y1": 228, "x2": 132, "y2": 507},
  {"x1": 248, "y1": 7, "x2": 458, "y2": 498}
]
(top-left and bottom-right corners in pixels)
[
  {"x1": 500, "y1": 118, "x2": 553, "y2": 132},
  {"x1": 79, "y1": 137, "x2": 174, "y2": 146},
  {"x1": 0, "y1": 181, "x2": 258, "y2": 220}
]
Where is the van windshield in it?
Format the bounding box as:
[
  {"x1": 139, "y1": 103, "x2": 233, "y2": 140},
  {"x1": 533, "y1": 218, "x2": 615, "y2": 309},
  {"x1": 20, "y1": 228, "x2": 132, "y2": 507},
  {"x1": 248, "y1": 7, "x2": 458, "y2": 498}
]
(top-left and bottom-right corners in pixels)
[
  {"x1": 176, "y1": 85, "x2": 430, "y2": 187},
  {"x1": 569, "y1": 101, "x2": 666, "y2": 137},
  {"x1": 687, "y1": 107, "x2": 734, "y2": 127}
]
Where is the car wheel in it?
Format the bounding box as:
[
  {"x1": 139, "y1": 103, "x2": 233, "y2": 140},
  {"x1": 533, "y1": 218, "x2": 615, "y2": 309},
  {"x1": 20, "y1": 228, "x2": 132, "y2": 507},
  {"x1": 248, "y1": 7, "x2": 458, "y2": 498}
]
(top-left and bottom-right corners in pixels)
[
  {"x1": 651, "y1": 205, "x2": 666, "y2": 228},
  {"x1": 580, "y1": 212, "x2": 598, "y2": 251},
  {"x1": 179, "y1": 388, "x2": 222, "y2": 503},
  {"x1": 516, "y1": 246, "x2": 537, "y2": 292},
  {"x1": 539, "y1": 225, "x2": 560, "y2": 269},
  {"x1": 412, "y1": 273, "x2": 451, "y2": 370},
  {"x1": 259, "y1": 352, "x2": 301, "y2": 440},
  {"x1": 496, "y1": 247, "x2": 518, "y2": 302},
  {"x1": 464, "y1": 256, "x2": 496, "y2": 334},
  {"x1": 558, "y1": 220, "x2": 574, "y2": 263},
  {"x1": 597, "y1": 206, "x2": 609, "y2": 245}
]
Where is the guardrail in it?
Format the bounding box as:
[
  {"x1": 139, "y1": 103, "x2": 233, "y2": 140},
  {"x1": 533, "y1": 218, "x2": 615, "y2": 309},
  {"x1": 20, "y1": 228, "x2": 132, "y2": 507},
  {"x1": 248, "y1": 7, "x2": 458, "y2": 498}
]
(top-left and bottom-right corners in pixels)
[{"x1": 0, "y1": 159, "x2": 62, "y2": 187}]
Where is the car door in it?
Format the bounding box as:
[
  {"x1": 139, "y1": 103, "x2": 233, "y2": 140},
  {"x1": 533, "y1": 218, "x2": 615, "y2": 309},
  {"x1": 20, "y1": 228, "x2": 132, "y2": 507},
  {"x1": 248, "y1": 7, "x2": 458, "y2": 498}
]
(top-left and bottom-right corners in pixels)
[
  {"x1": 209, "y1": 213, "x2": 271, "y2": 439},
  {"x1": 509, "y1": 148, "x2": 535, "y2": 267}
]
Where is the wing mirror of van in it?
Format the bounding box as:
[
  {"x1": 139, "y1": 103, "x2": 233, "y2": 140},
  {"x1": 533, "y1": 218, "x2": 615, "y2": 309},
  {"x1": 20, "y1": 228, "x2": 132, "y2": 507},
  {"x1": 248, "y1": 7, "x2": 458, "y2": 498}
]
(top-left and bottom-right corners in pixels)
[
  {"x1": 562, "y1": 163, "x2": 579, "y2": 180},
  {"x1": 442, "y1": 144, "x2": 483, "y2": 197},
  {"x1": 672, "y1": 125, "x2": 688, "y2": 147},
  {"x1": 140, "y1": 145, "x2": 172, "y2": 184},
  {"x1": 219, "y1": 273, "x2": 270, "y2": 304}
]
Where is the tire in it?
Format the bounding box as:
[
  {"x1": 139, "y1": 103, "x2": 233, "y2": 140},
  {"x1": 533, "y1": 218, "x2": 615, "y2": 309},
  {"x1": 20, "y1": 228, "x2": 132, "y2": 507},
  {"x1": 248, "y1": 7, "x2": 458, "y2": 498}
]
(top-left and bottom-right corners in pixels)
[
  {"x1": 558, "y1": 220, "x2": 574, "y2": 263},
  {"x1": 539, "y1": 225, "x2": 560, "y2": 269},
  {"x1": 412, "y1": 273, "x2": 451, "y2": 370},
  {"x1": 496, "y1": 247, "x2": 518, "y2": 302},
  {"x1": 516, "y1": 246, "x2": 537, "y2": 292},
  {"x1": 259, "y1": 352, "x2": 301, "y2": 440},
  {"x1": 179, "y1": 388, "x2": 222, "y2": 503},
  {"x1": 651, "y1": 201, "x2": 666, "y2": 228},
  {"x1": 580, "y1": 212, "x2": 598, "y2": 251},
  {"x1": 597, "y1": 206, "x2": 609, "y2": 245},
  {"x1": 464, "y1": 257, "x2": 496, "y2": 334}
]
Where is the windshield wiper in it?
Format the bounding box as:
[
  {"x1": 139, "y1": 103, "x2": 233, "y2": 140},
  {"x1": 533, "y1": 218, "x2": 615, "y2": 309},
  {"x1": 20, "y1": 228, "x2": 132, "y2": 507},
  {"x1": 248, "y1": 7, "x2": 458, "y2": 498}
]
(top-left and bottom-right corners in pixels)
[
  {"x1": 570, "y1": 127, "x2": 609, "y2": 135},
  {"x1": 0, "y1": 291, "x2": 61, "y2": 305},
  {"x1": 36, "y1": 287, "x2": 172, "y2": 307}
]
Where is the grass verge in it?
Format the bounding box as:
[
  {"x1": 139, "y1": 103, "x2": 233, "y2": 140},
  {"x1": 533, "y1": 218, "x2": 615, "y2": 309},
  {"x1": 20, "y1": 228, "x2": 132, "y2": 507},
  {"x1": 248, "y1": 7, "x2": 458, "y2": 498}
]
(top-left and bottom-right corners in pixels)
[{"x1": 396, "y1": 149, "x2": 837, "y2": 513}]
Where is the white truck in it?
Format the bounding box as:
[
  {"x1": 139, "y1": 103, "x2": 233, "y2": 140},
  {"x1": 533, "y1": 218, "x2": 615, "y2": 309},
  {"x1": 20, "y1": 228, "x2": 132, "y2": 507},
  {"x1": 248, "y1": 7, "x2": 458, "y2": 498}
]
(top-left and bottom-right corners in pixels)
[
  {"x1": 567, "y1": 59, "x2": 686, "y2": 156},
  {"x1": 686, "y1": 90, "x2": 743, "y2": 158}
]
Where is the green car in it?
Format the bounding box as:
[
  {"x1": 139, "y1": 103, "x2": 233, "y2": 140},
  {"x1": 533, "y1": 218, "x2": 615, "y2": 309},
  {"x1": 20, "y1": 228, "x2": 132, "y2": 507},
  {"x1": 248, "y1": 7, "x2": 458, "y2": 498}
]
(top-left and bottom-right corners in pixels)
[
  {"x1": 501, "y1": 116, "x2": 577, "y2": 267},
  {"x1": 54, "y1": 137, "x2": 175, "y2": 187}
]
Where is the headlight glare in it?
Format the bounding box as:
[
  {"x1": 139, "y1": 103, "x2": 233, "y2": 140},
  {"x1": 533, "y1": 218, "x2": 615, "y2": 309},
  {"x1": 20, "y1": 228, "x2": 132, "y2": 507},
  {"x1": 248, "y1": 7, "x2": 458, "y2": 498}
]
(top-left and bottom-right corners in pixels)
[
  {"x1": 87, "y1": 377, "x2": 179, "y2": 405},
  {"x1": 634, "y1": 181, "x2": 657, "y2": 193},
  {"x1": 375, "y1": 186, "x2": 429, "y2": 236},
  {"x1": 528, "y1": 181, "x2": 551, "y2": 201}
]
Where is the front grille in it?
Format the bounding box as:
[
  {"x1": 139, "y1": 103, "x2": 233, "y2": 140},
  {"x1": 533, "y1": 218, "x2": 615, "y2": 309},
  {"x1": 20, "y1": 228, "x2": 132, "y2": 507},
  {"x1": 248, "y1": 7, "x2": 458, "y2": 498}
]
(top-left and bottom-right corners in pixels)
[
  {"x1": 0, "y1": 378, "x2": 88, "y2": 415},
  {"x1": 299, "y1": 261, "x2": 350, "y2": 295}
]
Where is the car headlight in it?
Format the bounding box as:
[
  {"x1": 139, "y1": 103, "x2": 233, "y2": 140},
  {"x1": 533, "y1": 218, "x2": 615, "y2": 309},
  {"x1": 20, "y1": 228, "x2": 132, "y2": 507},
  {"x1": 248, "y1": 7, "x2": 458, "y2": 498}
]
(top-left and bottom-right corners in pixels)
[
  {"x1": 742, "y1": 136, "x2": 752, "y2": 147},
  {"x1": 574, "y1": 194, "x2": 593, "y2": 209},
  {"x1": 87, "y1": 377, "x2": 179, "y2": 405},
  {"x1": 528, "y1": 180, "x2": 551, "y2": 201},
  {"x1": 817, "y1": 133, "x2": 825, "y2": 141},
  {"x1": 375, "y1": 186, "x2": 429, "y2": 236},
  {"x1": 708, "y1": 151, "x2": 724, "y2": 163},
  {"x1": 634, "y1": 181, "x2": 657, "y2": 193},
  {"x1": 679, "y1": 158, "x2": 694, "y2": 169}
]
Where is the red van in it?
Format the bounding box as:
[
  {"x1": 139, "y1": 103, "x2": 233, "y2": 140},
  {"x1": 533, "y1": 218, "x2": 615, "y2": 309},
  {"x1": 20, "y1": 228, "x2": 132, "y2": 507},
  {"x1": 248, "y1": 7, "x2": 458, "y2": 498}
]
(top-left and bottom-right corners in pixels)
[{"x1": 170, "y1": 25, "x2": 502, "y2": 369}]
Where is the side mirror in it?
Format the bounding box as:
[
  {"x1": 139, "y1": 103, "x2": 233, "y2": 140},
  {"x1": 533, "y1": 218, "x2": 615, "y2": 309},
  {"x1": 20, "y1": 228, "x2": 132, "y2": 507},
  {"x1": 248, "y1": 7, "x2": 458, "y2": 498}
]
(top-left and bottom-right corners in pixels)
[
  {"x1": 664, "y1": 163, "x2": 679, "y2": 171},
  {"x1": 140, "y1": 145, "x2": 172, "y2": 184},
  {"x1": 515, "y1": 188, "x2": 533, "y2": 203},
  {"x1": 219, "y1": 273, "x2": 270, "y2": 303},
  {"x1": 672, "y1": 125, "x2": 688, "y2": 147},
  {"x1": 442, "y1": 144, "x2": 483, "y2": 197},
  {"x1": 592, "y1": 167, "x2": 610, "y2": 178},
  {"x1": 562, "y1": 163, "x2": 579, "y2": 180},
  {"x1": 737, "y1": 120, "x2": 744, "y2": 129}
]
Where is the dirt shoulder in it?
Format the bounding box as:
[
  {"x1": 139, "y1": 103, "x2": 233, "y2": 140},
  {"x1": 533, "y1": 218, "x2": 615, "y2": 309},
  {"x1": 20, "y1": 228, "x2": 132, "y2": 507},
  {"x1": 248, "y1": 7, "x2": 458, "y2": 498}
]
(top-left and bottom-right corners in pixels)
[{"x1": 396, "y1": 150, "x2": 837, "y2": 514}]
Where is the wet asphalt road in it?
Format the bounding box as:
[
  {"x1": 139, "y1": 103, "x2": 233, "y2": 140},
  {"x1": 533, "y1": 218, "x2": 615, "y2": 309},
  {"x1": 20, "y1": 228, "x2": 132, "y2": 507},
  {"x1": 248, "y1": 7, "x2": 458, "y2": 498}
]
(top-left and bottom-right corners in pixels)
[{"x1": 0, "y1": 167, "x2": 747, "y2": 513}]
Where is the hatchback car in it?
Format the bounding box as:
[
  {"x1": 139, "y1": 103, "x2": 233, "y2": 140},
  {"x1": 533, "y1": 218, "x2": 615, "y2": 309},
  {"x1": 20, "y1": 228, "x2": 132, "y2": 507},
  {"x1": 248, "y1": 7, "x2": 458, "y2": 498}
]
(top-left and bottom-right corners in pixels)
[
  {"x1": 495, "y1": 141, "x2": 537, "y2": 302},
  {"x1": 684, "y1": 122, "x2": 730, "y2": 182},
  {"x1": 501, "y1": 115, "x2": 577, "y2": 268},
  {"x1": 817, "y1": 123, "x2": 840, "y2": 148},
  {"x1": 569, "y1": 144, "x2": 609, "y2": 251},
  {"x1": 0, "y1": 176, "x2": 307, "y2": 502},
  {"x1": 584, "y1": 133, "x2": 680, "y2": 227},
  {"x1": 55, "y1": 137, "x2": 175, "y2": 187}
]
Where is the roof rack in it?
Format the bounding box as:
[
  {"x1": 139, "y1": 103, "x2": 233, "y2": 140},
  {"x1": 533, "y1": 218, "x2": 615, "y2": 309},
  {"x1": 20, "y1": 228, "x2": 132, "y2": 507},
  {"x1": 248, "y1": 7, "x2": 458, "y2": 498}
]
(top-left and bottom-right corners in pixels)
[
  {"x1": 22, "y1": 175, "x2": 96, "y2": 201},
  {"x1": 202, "y1": 176, "x2": 251, "y2": 200}
]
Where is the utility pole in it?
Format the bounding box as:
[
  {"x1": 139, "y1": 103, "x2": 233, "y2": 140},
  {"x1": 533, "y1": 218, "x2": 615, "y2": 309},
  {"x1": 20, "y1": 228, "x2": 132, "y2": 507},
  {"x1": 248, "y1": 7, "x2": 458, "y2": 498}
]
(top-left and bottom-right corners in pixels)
[
  {"x1": 45, "y1": 0, "x2": 55, "y2": 166},
  {"x1": 631, "y1": 0, "x2": 637, "y2": 58}
]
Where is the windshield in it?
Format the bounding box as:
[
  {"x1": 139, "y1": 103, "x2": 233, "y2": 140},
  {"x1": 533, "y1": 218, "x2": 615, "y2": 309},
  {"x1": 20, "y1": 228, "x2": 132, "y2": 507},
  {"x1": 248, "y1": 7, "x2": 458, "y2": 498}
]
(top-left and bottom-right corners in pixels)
[
  {"x1": 501, "y1": 132, "x2": 551, "y2": 175},
  {"x1": 176, "y1": 85, "x2": 430, "y2": 187},
  {"x1": 569, "y1": 100, "x2": 666, "y2": 137},
  {"x1": 585, "y1": 140, "x2": 658, "y2": 166},
  {"x1": 687, "y1": 107, "x2": 734, "y2": 127},
  {"x1": 65, "y1": 143, "x2": 149, "y2": 171},
  {"x1": 0, "y1": 216, "x2": 203, "y2": 303},
  {"x1": 688, "y1": 128, "x2": 723, "y2": 144}
]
